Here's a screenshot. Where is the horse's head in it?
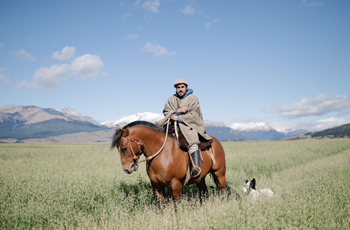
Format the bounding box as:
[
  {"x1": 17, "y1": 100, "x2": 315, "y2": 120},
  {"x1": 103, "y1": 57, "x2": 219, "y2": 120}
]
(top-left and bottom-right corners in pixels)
[{"x1": 112, "y1": 125, "x2": 143, "y2": 174}]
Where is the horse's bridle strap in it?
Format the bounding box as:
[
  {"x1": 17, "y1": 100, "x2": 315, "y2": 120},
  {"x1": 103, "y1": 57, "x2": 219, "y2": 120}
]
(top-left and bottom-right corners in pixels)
[{"x1": 127, "y1": 137, "x2": 143, "y2": 160}]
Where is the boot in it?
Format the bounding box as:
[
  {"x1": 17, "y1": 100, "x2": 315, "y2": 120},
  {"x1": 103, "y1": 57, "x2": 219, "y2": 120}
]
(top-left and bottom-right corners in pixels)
[{"x1": 191, "y1": 149, "x2": 201, "y2": 182}]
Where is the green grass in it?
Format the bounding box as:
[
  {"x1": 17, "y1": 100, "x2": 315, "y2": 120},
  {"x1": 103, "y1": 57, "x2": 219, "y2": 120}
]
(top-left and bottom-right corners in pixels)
[{"x1": 1, "y1": 139, "x2": 350, "y2": 229}]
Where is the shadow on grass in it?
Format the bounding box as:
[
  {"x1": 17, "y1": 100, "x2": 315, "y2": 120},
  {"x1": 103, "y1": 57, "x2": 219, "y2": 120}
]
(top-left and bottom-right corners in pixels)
[{"x1": 116, "y1": 176, "x2": 206, "y2": 207}]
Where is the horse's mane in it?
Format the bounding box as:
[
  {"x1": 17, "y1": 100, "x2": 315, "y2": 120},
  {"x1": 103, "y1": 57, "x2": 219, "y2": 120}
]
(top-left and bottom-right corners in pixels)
[{"x1": 111, "y1": 121, "x2": 165, "y2": 150}]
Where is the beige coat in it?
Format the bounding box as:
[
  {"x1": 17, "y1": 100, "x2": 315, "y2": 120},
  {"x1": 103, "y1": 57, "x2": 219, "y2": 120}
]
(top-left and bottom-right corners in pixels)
[{"x1": 160, "y1": 92, "x2": 212, "y2": 146}]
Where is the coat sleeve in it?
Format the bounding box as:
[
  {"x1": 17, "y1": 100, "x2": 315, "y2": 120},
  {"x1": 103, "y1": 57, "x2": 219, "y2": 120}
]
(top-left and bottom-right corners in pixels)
[
  {"x1": 178, "y1": 96, "x2": 202, "y2": 123},
  {"x1": 163, "y1": 96, "x2": 176, "y2": 117}
]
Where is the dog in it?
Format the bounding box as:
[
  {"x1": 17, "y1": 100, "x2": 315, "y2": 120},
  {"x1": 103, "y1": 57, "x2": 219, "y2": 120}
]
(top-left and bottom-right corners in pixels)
[{"x1": 243, "y1": 178, "x2": 275, "y2": 199}]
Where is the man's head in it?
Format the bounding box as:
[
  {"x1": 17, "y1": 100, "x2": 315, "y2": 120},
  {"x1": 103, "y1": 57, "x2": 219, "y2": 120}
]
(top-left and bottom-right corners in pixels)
[{"x1": 174, "y1": 78, "x2": 188, "y2": 97}]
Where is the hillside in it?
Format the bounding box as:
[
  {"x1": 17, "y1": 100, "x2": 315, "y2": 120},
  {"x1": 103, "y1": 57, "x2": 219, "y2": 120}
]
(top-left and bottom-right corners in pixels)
[
  {"x1": 0, "y1": 105, "x2": 111, "y2": 142},
  {"x1": 306, "y1": 123, "x2": 350, "y2": 138}
]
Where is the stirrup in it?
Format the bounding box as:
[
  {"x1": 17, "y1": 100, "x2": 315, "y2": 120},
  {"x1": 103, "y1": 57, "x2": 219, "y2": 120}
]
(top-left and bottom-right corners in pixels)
[{"x1": 191, "y1": 166, "x2": 201, "y2": 178}]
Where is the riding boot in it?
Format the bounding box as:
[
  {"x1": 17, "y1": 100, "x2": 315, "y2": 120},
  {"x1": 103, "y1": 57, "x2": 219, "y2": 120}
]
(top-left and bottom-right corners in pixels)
[{"x1": 191, "y1": 149, "x2": 201, "y2": 183}]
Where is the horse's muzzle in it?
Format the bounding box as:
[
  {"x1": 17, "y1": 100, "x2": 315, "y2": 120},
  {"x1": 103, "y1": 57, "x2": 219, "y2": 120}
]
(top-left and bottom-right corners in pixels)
[{"x1": 124, "y1": 163, "x2": 139, "y2": 174}]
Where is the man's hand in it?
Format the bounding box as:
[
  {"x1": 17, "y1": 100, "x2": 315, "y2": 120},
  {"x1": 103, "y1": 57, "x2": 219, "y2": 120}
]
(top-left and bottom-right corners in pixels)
[
  {"x1": 177, "y1": 106, "x2": 188, "y2": 114},
  {"x1": 171, "y1": 114, "x2": 178, "y2": 121}
]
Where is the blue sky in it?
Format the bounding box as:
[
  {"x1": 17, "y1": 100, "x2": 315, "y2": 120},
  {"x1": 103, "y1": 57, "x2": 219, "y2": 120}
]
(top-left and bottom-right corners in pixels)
[{"x1": 1, "y1": 0, "x2": 349, "y2": 131}]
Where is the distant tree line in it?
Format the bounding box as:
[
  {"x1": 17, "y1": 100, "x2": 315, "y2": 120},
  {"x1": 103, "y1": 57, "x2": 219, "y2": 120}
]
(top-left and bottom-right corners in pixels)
[{"x1": 306, "y1": 123, "x2": 350, "y2": 138}]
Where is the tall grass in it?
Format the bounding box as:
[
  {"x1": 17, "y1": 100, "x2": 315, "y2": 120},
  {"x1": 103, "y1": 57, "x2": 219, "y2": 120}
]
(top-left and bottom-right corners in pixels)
[{"x1": 1, "y1": 139, "x2": 350, "y2": 229}]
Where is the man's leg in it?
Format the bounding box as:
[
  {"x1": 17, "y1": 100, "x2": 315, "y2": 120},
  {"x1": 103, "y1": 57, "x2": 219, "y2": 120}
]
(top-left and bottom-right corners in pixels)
[
  {"x1": 179, "y1": 124, "x2": 201, "y2": 182},
  {"x1": 189, "y1": 144, "x2": 201, "y2": 182}
]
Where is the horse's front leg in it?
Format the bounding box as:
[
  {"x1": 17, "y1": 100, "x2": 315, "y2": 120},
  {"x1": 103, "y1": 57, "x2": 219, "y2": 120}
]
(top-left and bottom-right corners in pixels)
[
  {"x1": 196, "y1": 179, "x2": 208, "y2": 203},
  {"x1": 171, "y1": 179, "x2": 183, "y2": 211},
  {"x1": 151, "y1": 181, "x2": 166, "y2": 206},
  {"x1": 171, "y1": 179, "x2": 183, "y2": 201}
]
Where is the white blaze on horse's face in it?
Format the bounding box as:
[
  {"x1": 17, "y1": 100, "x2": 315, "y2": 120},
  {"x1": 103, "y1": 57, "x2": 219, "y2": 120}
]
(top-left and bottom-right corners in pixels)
[{"x1": 119, "y1": 137, "x2": 139, "y2": 174}]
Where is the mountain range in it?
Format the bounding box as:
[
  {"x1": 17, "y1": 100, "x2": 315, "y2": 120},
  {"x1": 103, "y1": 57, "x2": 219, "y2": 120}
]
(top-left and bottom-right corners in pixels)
[
  {"x1": 0, "y1": 105, "x2": 112, "y2": 142},
  {"x1": 1, "y1": 105, "x2": 341, "y2": 143},
  {"x1": 102, "y1": 112, "x2": 308, "y2": 141}
]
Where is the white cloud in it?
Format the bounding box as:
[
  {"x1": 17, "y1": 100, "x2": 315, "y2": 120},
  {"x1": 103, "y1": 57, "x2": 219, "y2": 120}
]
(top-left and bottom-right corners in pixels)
[
  {"x1": 181, "y1": 5, "x2": 195, "y2": 15},
  {"x1": 143, "y1": 42, "x2": 176, "y2": 56},
  {"x1": 123, "y1": 13, "x2": 132, "y2": 18},
  {"x1": 16, "y1": 64, "x2": 71, "y2": 90},
  {"x1": 0, "y1": 68, "x2": 12, "y2": 85},
  {"x1": 277, "y1": 94, "x2": 350, "y2": 119},
  {"x1": 300, "y1": 0, "x2": 324, "y2": 7},
  {"x1": 52, "y1": 46, "x2": 76, "y2": 60},
  {"x1": 13, "y1": 49, "x2": 36, "y2": 62},
  {"x1": 205, "y1": 18, "x2": 219, "y2": 29},
  {"x1": 71, "y1": 54, "x2": 104, "y2": 77},
  {"x1": 0, "y1": 43, "x2": 4, "y2": 48},
  {"x1": 125, "y1": 33, "x2": 138, "y2": 40},
  {"x1": 16, "y1": 52, "x2": 104, "y2": 90},
  {"x1": 16, "y1": 80, "x2": 32, "y2": 89},
  {"x1": 134, "y1": 0, "x2": 142, "y2": 5},
  {"x1": 309, "y1": 117, "x2": 350, "y2": 131},
  {"x1": 0, "y1": 74, "x2": 12, "y2": 85},
  {"x1": 142, "y1": 0, "x2": 160, "y2": 13}
]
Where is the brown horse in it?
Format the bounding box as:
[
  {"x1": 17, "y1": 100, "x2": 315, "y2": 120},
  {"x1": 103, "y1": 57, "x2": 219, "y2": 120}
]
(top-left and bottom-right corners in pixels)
[{"x1": 111, "y1": 120, "x2": 232, "y2": 202}]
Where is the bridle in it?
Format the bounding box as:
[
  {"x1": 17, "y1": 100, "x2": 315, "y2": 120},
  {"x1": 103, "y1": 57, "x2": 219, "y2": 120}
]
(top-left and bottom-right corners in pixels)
[
  {"x1": 125, "y1": 137, "x2": 144, "y2": 161},
  {"x1": 121, "y1": 118, "x2": 171, "y2": 165}
]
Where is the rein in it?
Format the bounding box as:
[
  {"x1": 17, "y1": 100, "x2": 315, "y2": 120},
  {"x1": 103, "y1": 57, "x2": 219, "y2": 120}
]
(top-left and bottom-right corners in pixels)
[{"x1": 127, "y1": 118, "x2": 170, "y2": 165}]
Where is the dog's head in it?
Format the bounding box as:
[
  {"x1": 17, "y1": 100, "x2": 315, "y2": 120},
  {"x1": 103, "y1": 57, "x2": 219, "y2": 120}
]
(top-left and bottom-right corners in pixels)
[{"x1": 243, "y1": 178, "x2": 256, "y2": 195}]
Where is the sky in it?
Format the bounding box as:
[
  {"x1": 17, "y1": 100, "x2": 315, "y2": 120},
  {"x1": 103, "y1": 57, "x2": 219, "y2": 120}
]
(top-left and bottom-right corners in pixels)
[{"x1": 1, "y1": 0, "x2": 350, "y2": 132}]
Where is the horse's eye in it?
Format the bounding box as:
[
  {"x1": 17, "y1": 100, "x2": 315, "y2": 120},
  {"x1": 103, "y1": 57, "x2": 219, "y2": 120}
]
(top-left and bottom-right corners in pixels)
[{"x1": 122, "y1": 147, "x2": 127, "y2": 152}]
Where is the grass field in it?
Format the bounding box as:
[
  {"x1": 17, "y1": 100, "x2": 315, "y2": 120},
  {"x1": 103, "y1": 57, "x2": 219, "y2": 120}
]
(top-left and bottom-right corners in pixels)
[{"x1": 1, "y1": 139, "x2": 350, "y2": 229}]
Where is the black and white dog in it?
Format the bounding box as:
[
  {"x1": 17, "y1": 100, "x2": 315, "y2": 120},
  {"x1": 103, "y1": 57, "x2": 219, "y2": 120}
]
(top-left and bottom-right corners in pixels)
[{"x1": 243, "y1": 178, "x2": 275, "y2": 198}]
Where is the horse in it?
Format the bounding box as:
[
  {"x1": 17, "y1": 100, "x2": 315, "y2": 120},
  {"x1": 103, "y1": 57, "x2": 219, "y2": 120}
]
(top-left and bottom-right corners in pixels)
[{"x1": 111, "y1": 120, "x2": 233, "y2": 203}]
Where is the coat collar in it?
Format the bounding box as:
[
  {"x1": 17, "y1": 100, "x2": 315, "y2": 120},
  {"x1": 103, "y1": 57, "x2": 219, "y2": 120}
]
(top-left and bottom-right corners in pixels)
[{"x1": 174, "y1": 88, "x2": 193, "y2": 99}]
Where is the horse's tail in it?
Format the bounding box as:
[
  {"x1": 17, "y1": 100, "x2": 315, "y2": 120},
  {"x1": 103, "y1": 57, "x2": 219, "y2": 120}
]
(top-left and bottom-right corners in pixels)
[{"x1": 211, "y1": 174, "x2": 241, "y2": 201}]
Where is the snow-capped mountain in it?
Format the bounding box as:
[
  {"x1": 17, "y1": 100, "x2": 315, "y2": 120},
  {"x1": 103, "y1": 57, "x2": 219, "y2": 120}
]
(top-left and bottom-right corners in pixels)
[
  {"x1": 101, "y1": 112, "x2": 164, "y2": 128},
  {"x1": 228, "y1": 122, "x2": 273, "y2": 132},
  {"x1": 227, "y1": 122, "x2": 282, "y2": 140},
  {"x1": 227, "y1": 122, "x2": 309, "y2": 140},
  {"x1": 278, "y1": 129, "x2": 310, "y2": 137}
]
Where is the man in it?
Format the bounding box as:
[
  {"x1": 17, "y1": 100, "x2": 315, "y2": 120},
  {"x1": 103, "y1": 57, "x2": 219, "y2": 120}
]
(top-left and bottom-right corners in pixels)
[{"x1": 162, "y1": 78, "x2": 212, "y2": 182}]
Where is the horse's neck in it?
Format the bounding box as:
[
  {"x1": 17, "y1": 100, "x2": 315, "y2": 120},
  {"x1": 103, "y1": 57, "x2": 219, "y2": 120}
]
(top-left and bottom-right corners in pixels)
[{"x1": 136, "y1": 128, "x2": 173, "y2": 158}]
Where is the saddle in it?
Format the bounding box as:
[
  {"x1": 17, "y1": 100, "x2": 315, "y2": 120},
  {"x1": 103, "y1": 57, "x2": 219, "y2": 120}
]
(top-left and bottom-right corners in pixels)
[{"x1": 164, "y1": 121, "x2": 213, "y2": 152}]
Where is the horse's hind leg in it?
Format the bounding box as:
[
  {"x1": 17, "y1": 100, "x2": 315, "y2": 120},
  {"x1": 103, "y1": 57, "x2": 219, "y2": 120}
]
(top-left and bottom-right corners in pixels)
[{"x1": 211, "y1": 169, "x2": 227, "y2": 192}]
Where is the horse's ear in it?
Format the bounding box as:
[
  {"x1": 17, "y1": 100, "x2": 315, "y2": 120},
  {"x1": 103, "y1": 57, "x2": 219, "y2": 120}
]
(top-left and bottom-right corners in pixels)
[
  {"x1": 122, "y1": 127, "x2": 130, "y2": 137},
  {"x1": 116, "y1": 124, "x2": 122, "y2": 130}
]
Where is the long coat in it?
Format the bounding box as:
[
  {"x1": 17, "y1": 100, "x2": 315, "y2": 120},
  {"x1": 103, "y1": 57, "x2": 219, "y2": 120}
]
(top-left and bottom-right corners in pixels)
[{"x1": 160, "y1": 90, "x2": 212, "y2": 146}]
